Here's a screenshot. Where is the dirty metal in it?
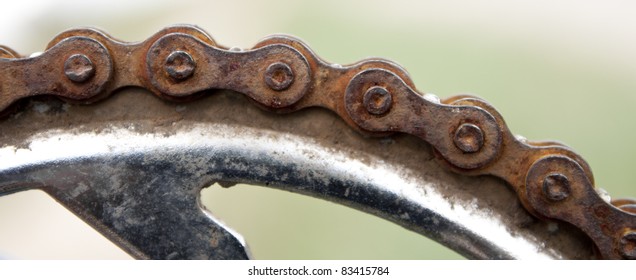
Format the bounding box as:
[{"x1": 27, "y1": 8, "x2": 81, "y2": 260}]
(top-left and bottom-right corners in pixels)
[
  {"x1": 264, "y1": 62, "x2": 294, "y2": 91},
  {"x1": 542, "y1": 173, "x2": 571, "y2": 202},
  {"x1": 0, "y1": 25, "x2": 634, "y2": 259},
  {"x1": 613, "y1": 198, "x2": 636, "y2": 214},
  {"x1": 64, "y1": 54, "x2": 96, "y2": 83},
  {"x1": 362, "y1": 86, "x2": 392, "y2": 115},
  {"x1": 619, "y1": 230, "x2": 636, "y2": 259},
  {"x1": 453, "y1": 123, "x2": 484, "y2": 153},
  {"x1": 0, "y1": 90, "x2": 596, "y2": 259},
  {"x1": 164, "y1": 51, "x2": 196, "y2": 81}
]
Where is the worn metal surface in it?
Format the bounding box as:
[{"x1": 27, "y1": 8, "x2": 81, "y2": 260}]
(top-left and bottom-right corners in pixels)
[
  {"x1": 0, "y1": 25, "x2": 633, "y2": 258},
  {"x1": 0, "y1": 90, "x2": 594, "y2": 259}
]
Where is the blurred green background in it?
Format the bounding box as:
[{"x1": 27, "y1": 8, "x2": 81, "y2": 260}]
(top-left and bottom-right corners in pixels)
[{"x1": 0, "y1": 0, "x2": 635, "y2": 259}]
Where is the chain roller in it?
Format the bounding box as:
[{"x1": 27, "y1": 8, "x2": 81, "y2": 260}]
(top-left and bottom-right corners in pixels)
[{"x1": 0, "y1": 25, "x2": 634, "y2": 259}]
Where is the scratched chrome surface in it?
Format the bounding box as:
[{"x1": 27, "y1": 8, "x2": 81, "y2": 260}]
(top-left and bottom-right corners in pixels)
[{"x1": 0, "y1": 90, "x2": 593, "y2": 259}]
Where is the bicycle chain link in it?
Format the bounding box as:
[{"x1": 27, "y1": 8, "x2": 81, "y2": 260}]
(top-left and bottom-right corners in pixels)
[{"x1": 1, "y1": 25, "x2": 635, "y2": 259}]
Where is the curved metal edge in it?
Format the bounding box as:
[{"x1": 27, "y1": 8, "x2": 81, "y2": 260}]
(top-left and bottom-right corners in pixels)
[{"x1": 0, "y1": 90, "x2": 594, "y2": 259}]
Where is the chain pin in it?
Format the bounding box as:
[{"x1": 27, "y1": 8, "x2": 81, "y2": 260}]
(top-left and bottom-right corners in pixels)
[
  {"x1": 264, "y1": 62, "x2": 294, "y2": 91},
  {"x1": 363, "y1": 86, "x2": 392, "y2": 115},
  {"x1": 619, "y1": 230, "x2": 636, "y2": 259},
  {"x1": 165, "y1": 51, "x2": 196, "y2": 81},
  {"x1": 542, "y1": 173, "x2": 571, "y2": 201},
  {"x1": 453, "y1": 123, "x2": 484, "y2": 153},
  {"x1": 64, "y1": 54, "x2": 95, "y2": 83}
]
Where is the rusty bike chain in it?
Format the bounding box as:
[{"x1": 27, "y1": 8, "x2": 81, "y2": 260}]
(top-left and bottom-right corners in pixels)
[{"x1": 0, "y1": 25, "x2": 635, "y2": 259}]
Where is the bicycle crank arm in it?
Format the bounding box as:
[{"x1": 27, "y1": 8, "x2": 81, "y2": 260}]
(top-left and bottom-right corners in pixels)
[{"x1": 0, "y1": 89, "x2": 592, "y2": 259}]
